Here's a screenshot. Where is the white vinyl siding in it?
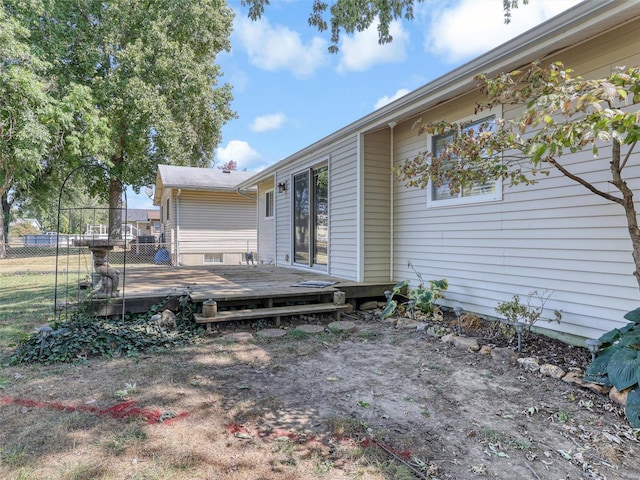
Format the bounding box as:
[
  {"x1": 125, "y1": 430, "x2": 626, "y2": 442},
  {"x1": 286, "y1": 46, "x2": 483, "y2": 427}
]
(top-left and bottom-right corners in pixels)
[
  {"x1": 274, "y1": 135, "x2": 358, "y2": 279},
  {"x1": 258, "y1": 179, "x2": 276, "y2": 264},
  {"x1": 391, "y1": 22, "x2": 640, "y2": 339},
  {"x1": 173, "y1": 190, "x2": 256, "y2": 265},
  {"x1": 363, "y1": 129, "x2": 391, "y2": 281}
]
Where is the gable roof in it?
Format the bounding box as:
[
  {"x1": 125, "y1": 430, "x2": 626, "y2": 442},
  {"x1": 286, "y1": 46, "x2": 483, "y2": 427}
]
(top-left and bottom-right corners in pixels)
[
  {"x1": 154, "y1": 164, "x2": 256, "y2": 204},
  {"x1": 237, "y1": 0, "x2": 640, "y2": 190}
]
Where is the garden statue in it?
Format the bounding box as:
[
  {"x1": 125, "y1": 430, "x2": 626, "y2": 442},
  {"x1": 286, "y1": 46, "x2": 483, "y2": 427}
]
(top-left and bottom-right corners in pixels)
[{"x1": 92, "y1": 251, "x2": 120, "y2": 298}]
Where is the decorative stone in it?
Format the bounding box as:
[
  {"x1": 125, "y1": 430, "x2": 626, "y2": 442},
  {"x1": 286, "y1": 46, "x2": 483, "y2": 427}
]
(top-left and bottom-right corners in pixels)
[
  {"x1": 561, "y1": 371, "x2": 611, "y2": 395},
  {"x1": 479, "y1": 345, "x2": 492, "y2": 355},
  {"x1": 256, "y1": 328, "x2": 287, "y2": 338},
  {"x1": 609, "y1": 386, "x2": 630, "y2": 406},
  {"x1": 415, "y1": 322, "x2": 427, "y2": 332},
  {"x1": 491, "y1": 347, "x2": 518, "y2": 364},
  {"x1": 295, "y1": 324, "x2": 325, "y2": 334},
  {"x1": 327, "y1": 321, "x2": 358, "y2": 333},
  {"x1": 539, "y1": 364, "x2": 565, "y2": 379},
  {"x1": 441, "y1": 333, "x2": 457, "y2": 343},
  {"x1": 453, "y1": 336, "x2": 480, "y2": 352},
  {"x1": 517, "y1": 357, "x2": 541, "y2": 372},
  {"x1": 223, "y1": 332, "x2": 254, "y2": 343},
  {"x1": 359, "y1": 301, "x2": 379, "y2": 311}
]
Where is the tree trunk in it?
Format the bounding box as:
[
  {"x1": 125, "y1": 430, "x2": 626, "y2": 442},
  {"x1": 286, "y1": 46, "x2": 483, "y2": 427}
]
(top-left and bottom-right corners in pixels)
[
  {"x1": 0, "y1": 192, "x2": 8, "y2": 259},
  {"x1": 108, "y1": 176, "x2": 123, "y2": 241},
  {"x1": 610, "y1": 140, "x2": 640, "y2": 291}
]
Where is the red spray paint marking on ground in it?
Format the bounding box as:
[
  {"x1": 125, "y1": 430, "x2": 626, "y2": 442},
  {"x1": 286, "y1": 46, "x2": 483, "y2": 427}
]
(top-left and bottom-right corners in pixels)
[{"x1": 0, "y1": 396, "x2": 188, "y2": 425}]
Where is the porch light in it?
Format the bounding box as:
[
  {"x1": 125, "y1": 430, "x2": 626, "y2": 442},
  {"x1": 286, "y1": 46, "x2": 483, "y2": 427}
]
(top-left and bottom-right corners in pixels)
[
  {"x1": 453, "y1": 305, "x2": 463, "y2": 334},
  {"x1": 277, "y1": 181, "x2": 288, "y2": 193},
  {"x1": 585, "y1": 338, "x2": 602, "y2": 362}
]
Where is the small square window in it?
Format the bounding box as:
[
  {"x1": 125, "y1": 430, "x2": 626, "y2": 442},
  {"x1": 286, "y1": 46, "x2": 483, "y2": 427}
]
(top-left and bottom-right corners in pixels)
[
  {"x1": 203, "y1": 253, "x2": 223, "y2": 264},
  {"x1": 265, "y1": 190, "x2": 274, "y2": 218}
]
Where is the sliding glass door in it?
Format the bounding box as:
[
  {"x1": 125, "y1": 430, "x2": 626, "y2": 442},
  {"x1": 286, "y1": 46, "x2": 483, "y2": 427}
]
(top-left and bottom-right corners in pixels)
[{"x1": 293, "y1": 165, "x2": 328, "y2": 267}]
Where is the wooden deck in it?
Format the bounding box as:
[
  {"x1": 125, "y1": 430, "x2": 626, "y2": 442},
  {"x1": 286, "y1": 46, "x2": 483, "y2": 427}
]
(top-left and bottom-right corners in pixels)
[{"x1": 85, "y1": 265, "x2": 395, "y2": 321}]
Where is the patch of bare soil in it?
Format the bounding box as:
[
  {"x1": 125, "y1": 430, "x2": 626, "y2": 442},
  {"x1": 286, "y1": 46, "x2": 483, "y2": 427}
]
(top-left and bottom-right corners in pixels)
[{"x1": 1, "y1": 311, "x2": 639, "y2": 480}]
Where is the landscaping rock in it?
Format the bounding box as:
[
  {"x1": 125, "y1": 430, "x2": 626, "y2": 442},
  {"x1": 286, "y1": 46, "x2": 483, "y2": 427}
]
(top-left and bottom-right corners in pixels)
[
  {"x1": 223, "y1": 332, "x2": 254, "y2": 343},
  {"x1": 256, "y1": 328, "x2": 287, "y2": 338},
  {"x1": 561, "y1": 371, "x2": 611, "y2": 395},
  {"x1": 539, "y1": 364, "x2": 565, "y2": 379},
  {"x1": 479, "y1": 345, "x2": 492, "y2": 355},
  {"x1": 359, "y1": 301, "x2": 378, "y2": 311},
  {"x1": 453, "y1": 336, "x2": 480, "y2": 352},
  {"x1": 327, "y1": 320, "x2": 358, "y2": 333},
  {"x1": 609, "y1": 386, "x2": 630, "y2": 406},
  {"x1": 517, "y1": 357, "x2": 540, "y2": 372},
  {"x1": 441, "y1": 333, "x2": 457, "y2": 343},
  {"x1": 415, "y1": 322, "x2": 427, "y2": 332},
  {"x1": 295, "y1": 324, "x2": 325, "y2": 334},
  {"x1": 491, "y1": 347, "x2": 518, "y2": 364}
]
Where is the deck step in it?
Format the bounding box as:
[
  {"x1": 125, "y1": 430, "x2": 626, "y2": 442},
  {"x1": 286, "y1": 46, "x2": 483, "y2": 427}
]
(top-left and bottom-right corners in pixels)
[{"x1": 193, "y1": 303, "x2": 348, "y2": 330}]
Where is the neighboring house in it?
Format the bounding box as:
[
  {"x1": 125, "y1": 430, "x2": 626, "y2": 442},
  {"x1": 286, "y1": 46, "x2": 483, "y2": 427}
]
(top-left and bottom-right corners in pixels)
[
  {"x1": 237, "y1": 0, "x2": 640, "y2": 341},
  {"x1": 10, "y1": 218, "x2": 42, "y2": 231},
  {"x1": 154, "y1": 164, "x2": 257, "y2": 266},
  {"x1": 125, "y1": 209, "x2": 160, "y2": 238}
]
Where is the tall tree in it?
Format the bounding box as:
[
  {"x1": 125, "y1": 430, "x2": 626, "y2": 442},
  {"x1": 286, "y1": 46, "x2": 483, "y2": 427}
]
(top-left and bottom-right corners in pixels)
[
  {"x1": 397, "y1": 62, "x2": 640, "y2": 289},
  {"x1": 12, "y1": 0, "x2": 236, "y2": 240},
  {"x1": 242, "y1": 0, "x2": 528, "y2": 52}
]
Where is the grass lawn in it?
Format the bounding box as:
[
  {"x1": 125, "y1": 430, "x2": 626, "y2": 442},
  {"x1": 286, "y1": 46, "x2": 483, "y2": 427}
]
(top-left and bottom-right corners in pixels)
[{"x1": 0, "y1": 269, "x2": 56, "y2": 352}]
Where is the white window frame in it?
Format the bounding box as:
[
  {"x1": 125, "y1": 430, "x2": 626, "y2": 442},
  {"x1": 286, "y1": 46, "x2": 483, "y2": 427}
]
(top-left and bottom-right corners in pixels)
[
  {"x1": 203, "y1": 252, "x2": 224, "y2": 264},
  {"x1": 265, "y1": 189, "x2": 274, "y2": 219},
  {"x1": 426, "y1": 109, "x2": 503, "y2": 208}
]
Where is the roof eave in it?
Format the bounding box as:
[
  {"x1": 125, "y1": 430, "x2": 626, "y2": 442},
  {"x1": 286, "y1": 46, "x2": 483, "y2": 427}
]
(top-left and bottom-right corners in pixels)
[{"x1": 238, "y1": 0, "x2": 638, "y2": 189}]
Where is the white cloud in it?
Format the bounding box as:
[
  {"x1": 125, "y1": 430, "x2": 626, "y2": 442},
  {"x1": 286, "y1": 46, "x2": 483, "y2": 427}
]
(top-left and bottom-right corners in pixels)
[
  {"x1": 233, "y1": 15, "x2": 329, "y2": 79},
  {"x1": 338, "y1": 21, "x2": 409, "y2": 73},
  {"x1": 216, "y1": 140, "x2": 261, "y2": 169},
  {"x1": 251, "y1": 112, "x2": 287, "y2": 132},
  {"x1": 374, "y1": 89, "x2": 410, "y2": 110},
  {"x1": 424, "y1": 0, "x2": 583, "y2": 63}
]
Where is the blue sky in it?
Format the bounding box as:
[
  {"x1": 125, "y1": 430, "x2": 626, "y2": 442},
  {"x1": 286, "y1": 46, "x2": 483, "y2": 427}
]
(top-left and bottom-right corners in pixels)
[{"x1": 130, "y1": 0, "x2": 581, "y2": 209}]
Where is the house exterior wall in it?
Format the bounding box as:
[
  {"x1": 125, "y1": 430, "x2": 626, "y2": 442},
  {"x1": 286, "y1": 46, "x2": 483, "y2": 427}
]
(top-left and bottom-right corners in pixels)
[
  {"x1": 257, "y1": 178, "x2": 276, "y2": 264},
  {"x1": 363, "y1": 129, "x2": 392, "y2": 281},
  {"x1": 274, "y1": 134, "x2": 359, "y2": 279},
  {"x1": 390, "y1": 20, "x2": 640, "y2": 339},
  {"x1": 167, "y1": 189, "x2": 256, "y2": 266}
]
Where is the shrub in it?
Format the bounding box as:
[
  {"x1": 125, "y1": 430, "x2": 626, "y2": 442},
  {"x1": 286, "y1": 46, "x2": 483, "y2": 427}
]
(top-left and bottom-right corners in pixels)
[{"x1": 584, "y1": 308, "x2": 640, "y2": 428}]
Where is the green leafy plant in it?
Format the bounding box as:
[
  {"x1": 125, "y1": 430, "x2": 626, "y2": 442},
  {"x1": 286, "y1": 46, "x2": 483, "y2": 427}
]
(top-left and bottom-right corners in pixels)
[
  {"x1": 495, "y1": 290, "x2": 560, "y2": 332},
  {"x1": 584, "y1": 308, "x2": 640, "y2": 427},
  {"x1": 8, "y1": 294, "x2": 203, "y2": 365},
  {"x1": 381, "y1": 264, "x2": 447, "y2": 320}
]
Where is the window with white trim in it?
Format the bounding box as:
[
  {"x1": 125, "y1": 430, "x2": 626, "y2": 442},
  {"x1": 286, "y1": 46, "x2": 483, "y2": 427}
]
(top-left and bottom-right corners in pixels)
[
  {"x1": 265, "y1": 190, "x2": 274, "y2": 218},
  {"x1": 203, "y1": 253, "x2": 223, "y2": 264},
  {"x1": 428, "y1": 115, "x2": 502, "y2": 207}
]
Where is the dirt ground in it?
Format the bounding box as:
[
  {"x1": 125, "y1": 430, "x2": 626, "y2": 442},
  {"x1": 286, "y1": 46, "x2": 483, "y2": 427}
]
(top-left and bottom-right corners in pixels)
[{"x1": 1, "y1": 310, "x2": 639, "y2": 480}]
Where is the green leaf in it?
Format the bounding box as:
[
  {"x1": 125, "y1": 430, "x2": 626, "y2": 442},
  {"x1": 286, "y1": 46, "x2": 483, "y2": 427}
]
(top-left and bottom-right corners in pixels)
[
  {"x1": 607, "y1": 346, "x2": 640, "y2": 391},
  {"x1": 585, "y1": 344, "x2": 617, "y2": 378},
  {"x1": 380, "y1": 300, "x2": 398, "y2": 320},
  {"x1": 392, "y1": 280, "x2": 410, "y2": 296},
  {"x1": 624, "y1": 308, "x2": 640, "y2": 324},
  {"x1": 625, "y1": 388, "x2": 640, "y2": 428}
]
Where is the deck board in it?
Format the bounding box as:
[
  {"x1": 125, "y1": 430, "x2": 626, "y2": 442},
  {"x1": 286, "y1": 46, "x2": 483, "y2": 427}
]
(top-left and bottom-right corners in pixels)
[{"x1": 83, "y1": 265, "x2": 394, "y2": 316}]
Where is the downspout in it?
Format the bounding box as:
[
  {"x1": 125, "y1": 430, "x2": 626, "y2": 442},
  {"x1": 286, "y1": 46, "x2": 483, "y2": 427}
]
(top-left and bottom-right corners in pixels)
[
  {"x1": 388, "y1": 121, "x2": 396, "y2": 283},
  {"x1": 175, "y1": 188, "x2": 181, "y2": 265}
]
